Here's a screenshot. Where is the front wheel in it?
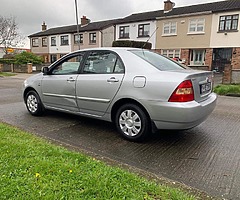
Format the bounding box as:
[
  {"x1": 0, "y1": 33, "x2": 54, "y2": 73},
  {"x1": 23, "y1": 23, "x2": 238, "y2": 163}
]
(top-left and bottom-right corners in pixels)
[
  {"x1": 25, "y1": 90, "x2": 44, "y2": 116},
  {"x1": 115, "y1": 104, "x2": 151, "y2": 142}
]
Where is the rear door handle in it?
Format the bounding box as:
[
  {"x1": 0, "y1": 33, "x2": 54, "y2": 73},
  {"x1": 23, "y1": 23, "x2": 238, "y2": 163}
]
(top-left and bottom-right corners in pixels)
[
  {"x1": 67, "y1": 77, "x2": 76, "y2": 82},
  {"x1": 107, "y1": 77, "x2": 119, "y2": 83}
]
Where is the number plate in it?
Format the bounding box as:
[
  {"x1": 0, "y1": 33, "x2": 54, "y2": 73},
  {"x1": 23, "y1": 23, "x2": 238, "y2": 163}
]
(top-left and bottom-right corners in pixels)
[{"x1": 200, "y1": 82, "x2": 211, "y2": 94}]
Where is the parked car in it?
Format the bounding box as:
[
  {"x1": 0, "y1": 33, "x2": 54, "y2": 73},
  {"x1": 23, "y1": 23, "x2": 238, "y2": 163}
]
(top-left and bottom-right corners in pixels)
[
  {"x1": 172, "y1": 57, "x2": 185, "y2": 64},
  {"x1": 23, "y1": 48, "x2": 217, "y2": 141}
]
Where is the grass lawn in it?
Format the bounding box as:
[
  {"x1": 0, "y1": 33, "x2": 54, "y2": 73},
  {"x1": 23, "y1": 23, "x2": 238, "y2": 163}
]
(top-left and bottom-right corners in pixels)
[
  {"x1": 0, "y1": 72, "x2": 16, "y2": 77},
  {"x1": 214, "y1": 84, "x2": 240, "y2": 96},
  {"x1": 0, "y1": 123, "x2": 198, "y2": 200}
]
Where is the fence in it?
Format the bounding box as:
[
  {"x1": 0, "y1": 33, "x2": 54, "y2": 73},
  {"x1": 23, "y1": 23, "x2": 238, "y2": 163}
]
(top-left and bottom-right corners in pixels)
[{"x1": 0, "y1": 63, "x2": 44, "y2": 73}]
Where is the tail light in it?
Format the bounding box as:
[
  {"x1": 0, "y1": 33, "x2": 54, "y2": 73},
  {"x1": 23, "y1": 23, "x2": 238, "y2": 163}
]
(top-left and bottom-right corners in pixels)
[{"x1": 168, "y1": 80, "x2": 194, "y2": 102}]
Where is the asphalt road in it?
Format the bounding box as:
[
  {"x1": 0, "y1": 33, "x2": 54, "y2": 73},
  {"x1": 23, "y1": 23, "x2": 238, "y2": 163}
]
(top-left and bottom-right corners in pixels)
[{"x1": 1, "y1": 74, "x2": 240, "y2": 200}]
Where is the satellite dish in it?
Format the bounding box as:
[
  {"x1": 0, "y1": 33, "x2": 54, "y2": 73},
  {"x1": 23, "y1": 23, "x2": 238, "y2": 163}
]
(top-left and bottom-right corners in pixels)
[{"x1": 172, "y1": 2, "x2": 175, "y2": 8}]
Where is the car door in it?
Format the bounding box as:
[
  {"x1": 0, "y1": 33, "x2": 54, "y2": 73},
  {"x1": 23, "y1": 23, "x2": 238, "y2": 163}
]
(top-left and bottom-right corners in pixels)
[
  {"x1": 76, "y1": 50, "x2": 125, "y2": 116},
  {"x1": 41, "y1": 52, "x2": 84, "y2": 112}
]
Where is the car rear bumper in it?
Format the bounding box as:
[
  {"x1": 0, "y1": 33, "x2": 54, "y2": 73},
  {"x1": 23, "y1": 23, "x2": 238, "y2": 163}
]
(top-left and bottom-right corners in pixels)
[{"x1": 146, "y1": 93, "x2": 217, "y2": 130}]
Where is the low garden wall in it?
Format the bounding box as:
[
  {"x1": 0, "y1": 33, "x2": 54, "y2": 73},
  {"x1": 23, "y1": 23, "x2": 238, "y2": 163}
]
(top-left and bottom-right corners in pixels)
[
  {"x1": 232, "y1": 69, "x2": 240, "y2": 84},
  {"x1": 0, "y1": 63, "x2": 45, "y2": 73},
  {"x1": 222, "y1": 64, "x2": 240, "y2": 84}
]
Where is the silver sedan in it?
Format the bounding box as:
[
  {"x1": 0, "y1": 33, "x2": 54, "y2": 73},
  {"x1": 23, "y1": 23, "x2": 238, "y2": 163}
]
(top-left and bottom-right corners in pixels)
[{"x1": 23, "y1": 48, "x2": 217, "y2": 141}]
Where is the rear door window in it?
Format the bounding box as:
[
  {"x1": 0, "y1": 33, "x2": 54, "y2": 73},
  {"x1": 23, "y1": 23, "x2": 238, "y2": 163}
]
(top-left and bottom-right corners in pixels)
[{"x1": 83, "y1": 51, "x2": 124, "y2": 74}]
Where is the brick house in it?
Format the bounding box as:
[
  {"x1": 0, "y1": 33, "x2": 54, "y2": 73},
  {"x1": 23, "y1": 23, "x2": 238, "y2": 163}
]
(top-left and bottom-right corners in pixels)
[
  {"x1": 28, "y1": 0, "x2": 240, "y2": 83},
  {"x1": 114, "y1": 0, "x2": 240, "y2": 83},
  {"x1": 28, "y1": 17, "x2": 121, "y2": 63}
]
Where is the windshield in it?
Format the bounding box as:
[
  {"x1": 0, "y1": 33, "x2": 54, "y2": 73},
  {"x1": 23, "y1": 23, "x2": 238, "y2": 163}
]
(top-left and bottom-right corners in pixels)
[{"x1": 129, "y1": 50, "x2": 187, "y2": 71}]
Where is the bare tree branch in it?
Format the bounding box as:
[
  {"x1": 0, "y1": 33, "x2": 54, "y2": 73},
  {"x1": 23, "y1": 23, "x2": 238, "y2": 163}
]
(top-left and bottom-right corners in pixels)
[{"x1": 0, "y1": 15, "x2": 25, "y2": 54}]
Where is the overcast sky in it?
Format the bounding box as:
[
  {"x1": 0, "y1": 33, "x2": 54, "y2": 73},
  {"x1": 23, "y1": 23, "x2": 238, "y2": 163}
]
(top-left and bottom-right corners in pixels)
[{"x1": 1, "y1": 0, "x2": 222, "y2": 48}]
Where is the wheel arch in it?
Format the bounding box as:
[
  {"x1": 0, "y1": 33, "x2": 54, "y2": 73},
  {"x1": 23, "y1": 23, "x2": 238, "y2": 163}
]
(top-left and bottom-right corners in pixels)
[
  {"x1": 23, "y1": 87, "x2": 39, "y2": 102},
  {"x1": 111, "y1": 98, "x2": 151, "y2": 123}
]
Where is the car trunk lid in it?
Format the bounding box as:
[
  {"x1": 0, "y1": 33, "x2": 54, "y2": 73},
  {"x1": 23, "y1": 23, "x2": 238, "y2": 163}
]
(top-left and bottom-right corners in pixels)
[{"x1": 185, "y1": 71, "x2": 214, "y2": 102}]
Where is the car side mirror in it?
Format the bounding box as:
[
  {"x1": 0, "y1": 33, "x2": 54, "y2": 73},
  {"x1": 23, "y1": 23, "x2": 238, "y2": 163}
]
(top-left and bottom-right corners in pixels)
[{"x1": 41, "y1": 66, "x2": 49, "y2": 75}]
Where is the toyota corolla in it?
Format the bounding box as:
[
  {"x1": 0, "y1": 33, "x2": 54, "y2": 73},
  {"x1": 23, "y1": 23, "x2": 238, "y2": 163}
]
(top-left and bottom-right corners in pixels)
[{"x1": 23, "y1": 48, "x2": 217, "y2": 141}]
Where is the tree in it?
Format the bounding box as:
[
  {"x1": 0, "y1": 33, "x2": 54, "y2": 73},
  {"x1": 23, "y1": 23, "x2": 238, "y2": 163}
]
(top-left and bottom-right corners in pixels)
[
  {"x1": 14, "y1": 51, "x2": 43, "y2": 65},
  {"x1": 0, "y1": 15, "x2": 24, "y2": 54}
]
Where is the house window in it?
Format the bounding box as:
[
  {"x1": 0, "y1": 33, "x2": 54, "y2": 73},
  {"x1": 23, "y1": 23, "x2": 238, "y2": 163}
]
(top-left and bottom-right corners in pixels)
[
  {"x1": 32, "y1": 38, "x2": 39, "y2": 47},
  {"x1": 50, "y1": 54, "x2": 57, "y2": 63},
  {"x1": 188, "y1": 18, "x2": 205, "y2": 33},
  {"x1": 89, "y1": 33, "x2": 96, "y2": 44},
  {"x1": 51, "y1": 37, "x2": 56, "y2": 46},
  {"x1": 162, "y1": 49, "x2": 180, "y2": 58},
  {"x1": 42, "y1": 37, "x2": 47, "y2": 47},
  {"x1": 219, "y1": 14, "x2": 239, "y2": 32},
  {"x1": 74, "y1": 34, "x2": 83, "y2": 44},
  {"x1": 60, "y1": 35, "x2": 69, "y2": 45},
  {"x1": 190, "y1": 49, "x2": 205, "y2": 65},
  {"x1": 119, "y1": 26, "x2": 129, "y2": 38},
  {"x1": 138, "y1": 24, "x2": 150, "y2": 37},
  {"x1": 163, "y1": 22, "x2": 177, "y2": 35}
]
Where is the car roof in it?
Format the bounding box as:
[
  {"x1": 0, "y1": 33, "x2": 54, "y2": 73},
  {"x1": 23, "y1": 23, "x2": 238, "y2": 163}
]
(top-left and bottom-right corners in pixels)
[{"x1": 73, "y1": 47, "x2": 147, "y2": 53}]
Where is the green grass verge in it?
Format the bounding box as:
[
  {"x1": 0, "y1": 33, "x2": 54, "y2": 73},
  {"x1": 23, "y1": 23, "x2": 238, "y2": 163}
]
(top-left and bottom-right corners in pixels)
[
  {"x1": 214, "y1": 84, "x2": 240, "y2": 96},
  {"x1": 0, "y1": 123, "x2": 196, "y2": 200},
  {"x1": 0, "y1": 72, "x2": 16, "y2": 77}
]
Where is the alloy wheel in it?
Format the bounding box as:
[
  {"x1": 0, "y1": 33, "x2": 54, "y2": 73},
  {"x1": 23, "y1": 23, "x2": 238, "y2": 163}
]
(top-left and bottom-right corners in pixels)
[
  {"x1": 27, "y1": 94, "x2": 38, "y2": 113},
  {"x1": 119, "y1": 109, "x2": 142, "y2": 137}
]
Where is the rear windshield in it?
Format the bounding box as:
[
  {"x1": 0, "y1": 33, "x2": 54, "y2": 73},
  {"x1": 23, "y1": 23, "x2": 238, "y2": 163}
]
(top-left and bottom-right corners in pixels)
[{"x1": 129, "y1": 50, "x2": 187, "y2": 71}]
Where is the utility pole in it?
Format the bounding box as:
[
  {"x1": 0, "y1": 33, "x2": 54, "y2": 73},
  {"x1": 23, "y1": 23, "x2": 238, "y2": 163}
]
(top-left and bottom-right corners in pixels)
[{"x1": 75, "y1": 0, "x2": 80, "y2": 50}]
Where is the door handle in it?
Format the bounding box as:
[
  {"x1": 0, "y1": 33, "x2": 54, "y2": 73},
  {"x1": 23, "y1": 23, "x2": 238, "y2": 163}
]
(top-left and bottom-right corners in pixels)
[
  {"x1": 67, "y1": 77, "x2": 76, "y2": 82},
  {"x1": 107, "y1": 77, "x2": 119, "y2": 83}
]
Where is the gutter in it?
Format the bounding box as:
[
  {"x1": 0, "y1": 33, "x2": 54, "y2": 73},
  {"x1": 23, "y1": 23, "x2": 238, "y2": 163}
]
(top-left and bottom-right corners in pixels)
[{"x1": 156, "y1": 11, "x2": 212, "y2": 20}]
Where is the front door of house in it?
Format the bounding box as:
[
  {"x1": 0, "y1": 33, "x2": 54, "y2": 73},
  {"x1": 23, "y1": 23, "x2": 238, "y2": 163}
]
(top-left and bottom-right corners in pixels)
[{"x1": 212, "y1": 48, "x2": 232, "y2": 72}]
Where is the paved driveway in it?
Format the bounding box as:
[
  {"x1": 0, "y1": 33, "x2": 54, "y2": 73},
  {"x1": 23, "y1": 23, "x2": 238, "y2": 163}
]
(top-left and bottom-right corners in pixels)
[{"x1": 1, "y1": 74, "x2": 240, "y2": 199}]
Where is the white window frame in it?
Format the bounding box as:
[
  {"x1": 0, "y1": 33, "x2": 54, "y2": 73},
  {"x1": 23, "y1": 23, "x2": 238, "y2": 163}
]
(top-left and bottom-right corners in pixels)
[
  {"x1": 161, "y1": 49, "x2": 180, "y2": 58},
  {"x1": 190, "y1": 49, "x2": 205, "y2": 66},
  {"x1": 162, "y1": 22, "x2": 177, "y2": 36},
  {"x1": 188, "y1": 18, "x2": 205, "y2": 34}
]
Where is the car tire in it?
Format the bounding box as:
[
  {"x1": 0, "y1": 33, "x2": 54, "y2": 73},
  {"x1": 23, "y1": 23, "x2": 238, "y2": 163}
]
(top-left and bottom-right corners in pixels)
[
  {"x1": 115, "y1": 104, "x2": 151, "y2": 142},
  {"x1": 25, "y1": 90, "x2": 44, "y2": 116}
]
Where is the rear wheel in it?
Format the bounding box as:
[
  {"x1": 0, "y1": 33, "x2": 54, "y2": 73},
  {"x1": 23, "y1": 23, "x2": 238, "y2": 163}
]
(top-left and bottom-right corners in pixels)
[
  {"x1": 25, "y1": 90, "x2": 44, "y2": 116},
  {"x1": 115, "y1": 104, "x2": 151, "y2": 142}
]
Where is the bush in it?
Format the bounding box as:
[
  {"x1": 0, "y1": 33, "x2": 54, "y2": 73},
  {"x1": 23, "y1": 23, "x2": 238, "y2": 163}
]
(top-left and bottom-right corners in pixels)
[
  {"x1": 14, "y1": 51, "x2": 43, "y2": 65},
  {"x1": 112, "y1": 40, "x2": 152, "y2": 49},
  {"x1": 214, "y1": 84, "x2": 240, "y2": 95}
]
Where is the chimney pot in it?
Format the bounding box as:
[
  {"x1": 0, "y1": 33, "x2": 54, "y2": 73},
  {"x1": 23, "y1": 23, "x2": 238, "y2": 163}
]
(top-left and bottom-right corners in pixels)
[
  {"x1": 42, "y1": 21, "x2": 47, "y2": 31},
  {"x1": 164, "y1": 0, "x2": 174, "y2": 13},
  {"x1": 81, "y1": 16, "x2": 90, "y2": 26}
]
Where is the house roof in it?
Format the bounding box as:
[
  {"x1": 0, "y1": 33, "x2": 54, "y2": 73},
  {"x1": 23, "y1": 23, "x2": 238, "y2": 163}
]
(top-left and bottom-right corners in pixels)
[
  {"x1": 29, "y1": 18, "x2": 121, "y2": 38},
  {"x1": 118, "y1": 0, "x2": 240, "y2": 24},
  {"x1": 29, "y1": 0, "x2": 240, "y2": 37}
]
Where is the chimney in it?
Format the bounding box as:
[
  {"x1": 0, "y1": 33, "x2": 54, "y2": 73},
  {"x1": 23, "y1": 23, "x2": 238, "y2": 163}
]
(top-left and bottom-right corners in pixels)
[
  {"x1": 42, "y1": 21, "x2": 47, "y2": 31},
  {"x1": 81, "y1": 16, "x2": 90, "y2": 26},
  {"x1": 164, "y1": 0, "x2": 175, "y2": 13}
]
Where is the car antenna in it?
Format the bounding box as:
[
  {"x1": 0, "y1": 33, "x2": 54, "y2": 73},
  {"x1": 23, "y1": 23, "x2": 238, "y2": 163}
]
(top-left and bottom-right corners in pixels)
[{"x1": 142, "y1": 27, "x2": 159, "y2": 49}]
